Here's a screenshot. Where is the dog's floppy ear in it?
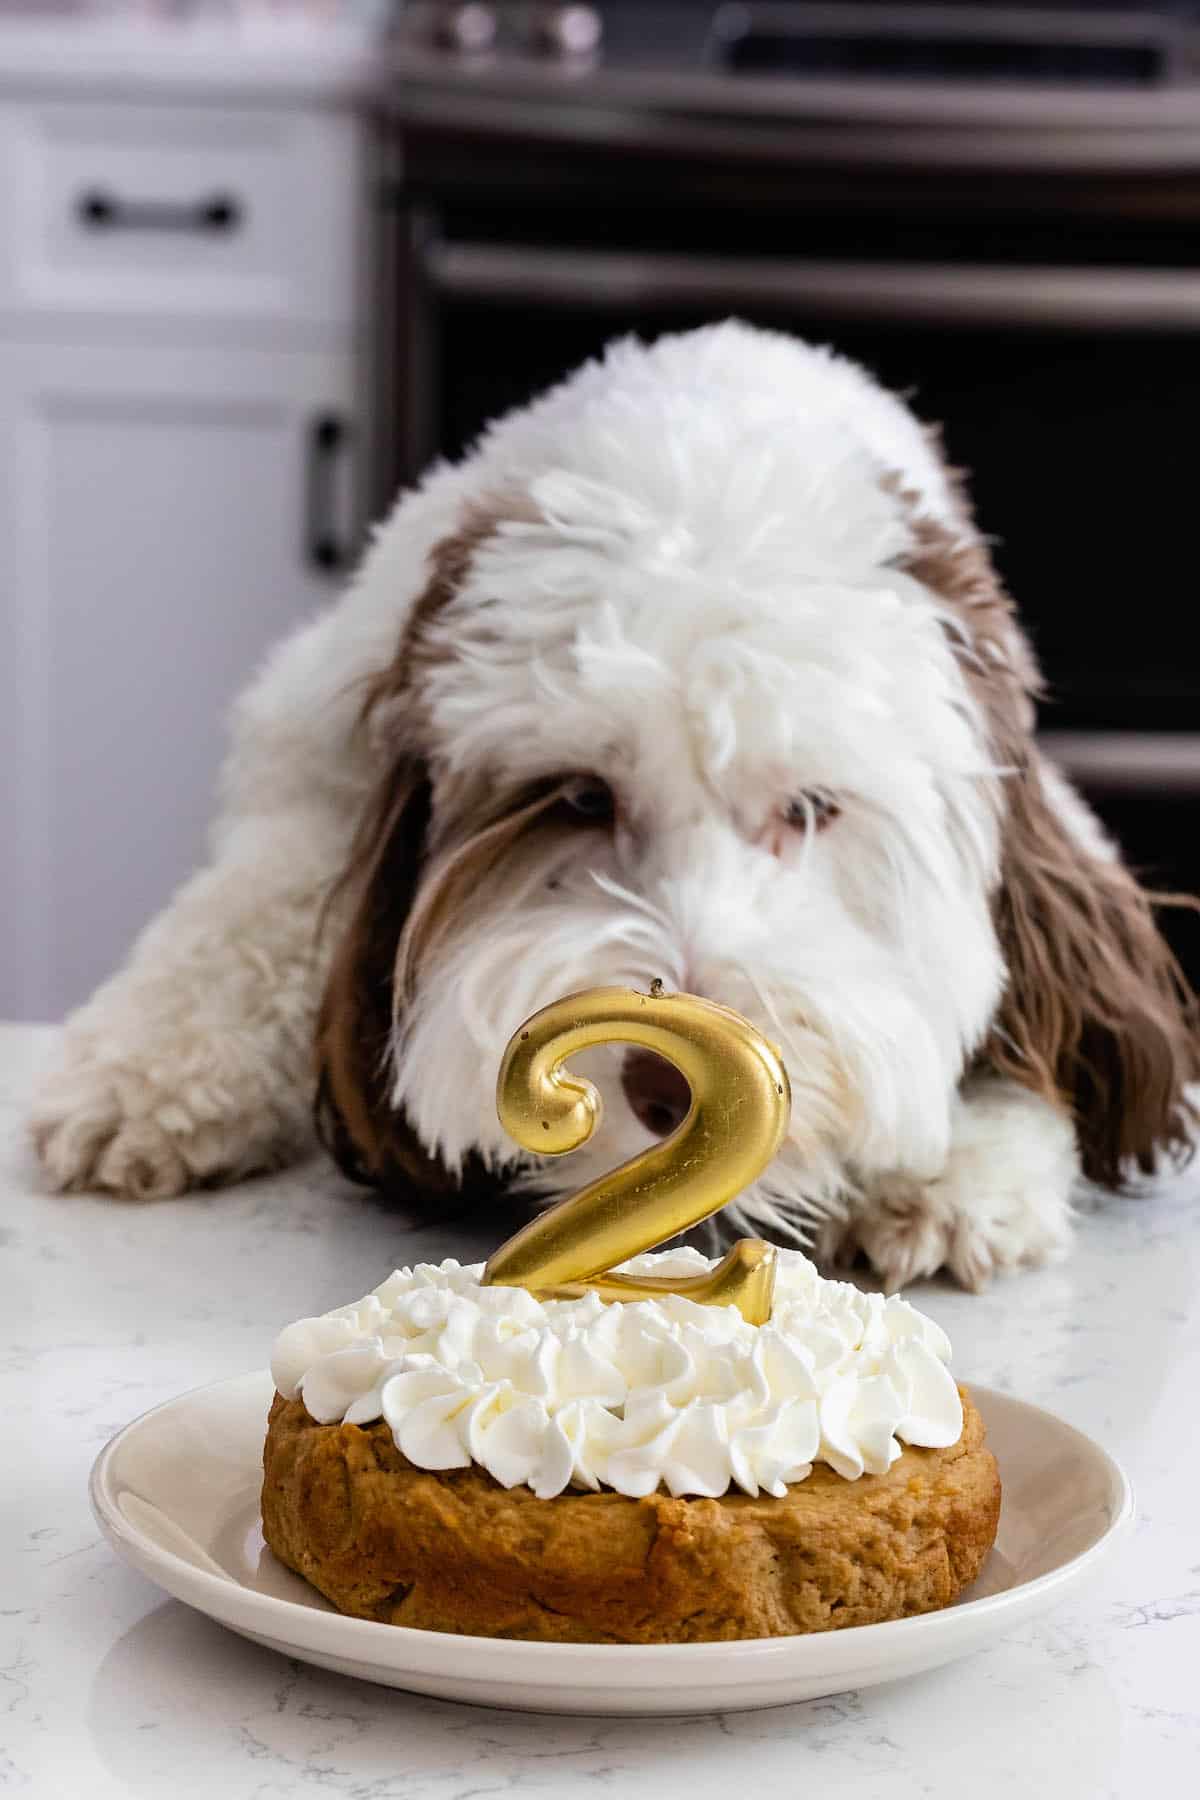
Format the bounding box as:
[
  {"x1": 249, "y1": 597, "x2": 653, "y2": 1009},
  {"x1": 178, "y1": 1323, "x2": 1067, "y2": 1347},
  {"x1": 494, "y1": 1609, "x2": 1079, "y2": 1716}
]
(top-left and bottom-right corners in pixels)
[
  {"x1": 314, "y1": 490, "x2": 557, "y2": 1205},
  {"x1": 984, "y1": 755, "x2": 1200, "y2": 1187},
  {"x1": 901, "y1": 480, "x2": 1200, "y2": 1189},
  {"x1": 312, "y1": 499, "x2": 508, "y2": 1200},
  {"x1": 314, "y1": 748, "x2": 573, "y2": 1197},
  {"x1": 313, "y1": 754, "x2": 460, "y2": 1196}
]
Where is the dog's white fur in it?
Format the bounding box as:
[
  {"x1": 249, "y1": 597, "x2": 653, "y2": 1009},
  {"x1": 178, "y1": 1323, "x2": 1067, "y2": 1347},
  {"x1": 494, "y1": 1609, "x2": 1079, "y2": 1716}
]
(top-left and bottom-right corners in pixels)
[{"x1": 31, "y1": 322, "x2": 1093, "y2": 1288}]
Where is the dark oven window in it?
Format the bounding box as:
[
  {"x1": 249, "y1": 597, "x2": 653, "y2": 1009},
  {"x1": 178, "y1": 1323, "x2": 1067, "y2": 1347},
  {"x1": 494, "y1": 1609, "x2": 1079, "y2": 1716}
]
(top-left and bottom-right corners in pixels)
[{"x1": 440, "y1": 300, "x2": 1193, "y2": 734}]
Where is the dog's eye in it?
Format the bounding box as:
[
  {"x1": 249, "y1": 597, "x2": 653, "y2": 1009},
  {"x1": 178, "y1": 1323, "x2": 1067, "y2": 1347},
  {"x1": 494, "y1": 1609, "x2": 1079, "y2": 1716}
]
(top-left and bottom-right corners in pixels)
[
  {"x1": 562, "y1": 776, "x2": 616, "y2": 824},
  {"x1": 784, "y1": 792, "x2": 840, "y2": 834}
]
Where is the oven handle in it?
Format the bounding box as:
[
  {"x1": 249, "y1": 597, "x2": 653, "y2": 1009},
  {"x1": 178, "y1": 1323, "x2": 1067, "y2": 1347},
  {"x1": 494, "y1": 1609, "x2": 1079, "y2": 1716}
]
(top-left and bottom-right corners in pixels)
[
  {"x1": 1041, "y1": 732, "x2": 1200, "y2": 795},
  {"x1": 424, "y1": 242, "x2": 1200, "y2": 332}
]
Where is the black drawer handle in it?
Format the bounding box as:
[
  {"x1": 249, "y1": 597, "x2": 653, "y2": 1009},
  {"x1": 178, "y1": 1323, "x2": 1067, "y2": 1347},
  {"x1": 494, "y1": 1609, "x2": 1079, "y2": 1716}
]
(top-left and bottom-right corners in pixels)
[
  {"x1": 75, "y1": 189, "x2": 243, "y2": 235},
  {"x1": 306, "y1": 415, "x2": 352, "y2": 575}
]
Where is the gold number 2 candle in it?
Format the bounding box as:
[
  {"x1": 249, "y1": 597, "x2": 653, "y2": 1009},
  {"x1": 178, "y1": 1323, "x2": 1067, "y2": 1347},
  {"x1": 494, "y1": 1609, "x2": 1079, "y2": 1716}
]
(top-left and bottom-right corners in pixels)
[{"x1": 482, "y1": 986, "x2": 791, "y2": 1324}]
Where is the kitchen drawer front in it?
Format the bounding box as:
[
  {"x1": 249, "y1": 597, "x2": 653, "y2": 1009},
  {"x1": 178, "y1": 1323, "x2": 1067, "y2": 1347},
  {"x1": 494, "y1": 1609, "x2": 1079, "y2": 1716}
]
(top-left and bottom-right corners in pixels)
[{"x1": 0, "y1": 99, "x2": 362, "y2": 335}]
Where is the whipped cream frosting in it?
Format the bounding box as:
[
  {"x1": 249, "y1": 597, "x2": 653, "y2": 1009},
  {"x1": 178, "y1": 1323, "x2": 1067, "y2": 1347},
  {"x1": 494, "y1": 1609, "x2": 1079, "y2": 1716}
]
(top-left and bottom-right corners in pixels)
[{"x1": 270, "y1": 1249, "x2": 962, "y2": 1501}]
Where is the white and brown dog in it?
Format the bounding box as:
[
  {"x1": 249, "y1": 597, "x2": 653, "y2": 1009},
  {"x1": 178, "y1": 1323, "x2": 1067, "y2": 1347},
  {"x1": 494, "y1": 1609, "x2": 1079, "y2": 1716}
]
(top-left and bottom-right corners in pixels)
[{"x1": 30, "y1": 323, "x2": 1199, "y2": 1289}]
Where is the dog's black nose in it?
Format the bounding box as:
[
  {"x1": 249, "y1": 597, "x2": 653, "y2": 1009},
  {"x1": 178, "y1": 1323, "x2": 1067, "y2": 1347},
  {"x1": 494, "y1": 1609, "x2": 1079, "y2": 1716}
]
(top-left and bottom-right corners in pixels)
[{"x1": 621, "y1": 1050, "x2": 692, "y2": 1138}]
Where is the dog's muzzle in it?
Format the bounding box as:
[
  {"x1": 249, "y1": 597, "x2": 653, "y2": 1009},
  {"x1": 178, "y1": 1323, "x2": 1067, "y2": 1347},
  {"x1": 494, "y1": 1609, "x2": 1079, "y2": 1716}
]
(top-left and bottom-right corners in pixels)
[{"x1": 620, "y1": 1049, "x2": 692, "y2": 1138}]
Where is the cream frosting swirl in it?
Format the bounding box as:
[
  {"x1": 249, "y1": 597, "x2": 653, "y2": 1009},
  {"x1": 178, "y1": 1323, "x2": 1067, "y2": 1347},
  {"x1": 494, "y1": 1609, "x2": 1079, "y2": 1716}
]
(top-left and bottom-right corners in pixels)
[{"x1": 270, "y1": 1248, "x2": 962, "y2": 1501}]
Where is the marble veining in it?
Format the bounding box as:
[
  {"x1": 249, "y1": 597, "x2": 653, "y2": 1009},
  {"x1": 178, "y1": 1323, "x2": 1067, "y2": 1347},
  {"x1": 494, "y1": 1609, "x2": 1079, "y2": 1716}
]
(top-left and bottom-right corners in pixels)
[{"x1": 3, "y1": 1023, "x2": 1198, "y2": 1798}]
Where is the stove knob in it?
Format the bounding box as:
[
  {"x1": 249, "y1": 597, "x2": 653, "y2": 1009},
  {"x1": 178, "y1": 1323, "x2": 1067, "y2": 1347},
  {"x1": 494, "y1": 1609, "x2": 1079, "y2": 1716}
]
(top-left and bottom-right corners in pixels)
[
  {"x1": 432, "y1": 2, "x2": 497, "y2": 54},
  {"x1": 534, "y1": 3, "x2": 602, "y2": 60}
]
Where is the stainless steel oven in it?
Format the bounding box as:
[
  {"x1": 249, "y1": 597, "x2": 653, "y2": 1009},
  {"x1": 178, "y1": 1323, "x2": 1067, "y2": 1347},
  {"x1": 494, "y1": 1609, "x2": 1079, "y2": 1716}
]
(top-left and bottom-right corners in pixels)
[{"x1": 380, "y1": 1, "x2": 1200, "y2": 966}]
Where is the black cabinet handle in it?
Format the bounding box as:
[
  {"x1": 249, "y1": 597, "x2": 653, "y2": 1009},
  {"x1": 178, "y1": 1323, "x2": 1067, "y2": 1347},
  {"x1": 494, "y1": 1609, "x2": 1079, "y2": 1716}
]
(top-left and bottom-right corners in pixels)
[
  {"x1": 306, "y1": 415, "x2": 352, "y2": 575},
  {"x1": 75, "y1": 189, "x2": 243, "y2": 234}
]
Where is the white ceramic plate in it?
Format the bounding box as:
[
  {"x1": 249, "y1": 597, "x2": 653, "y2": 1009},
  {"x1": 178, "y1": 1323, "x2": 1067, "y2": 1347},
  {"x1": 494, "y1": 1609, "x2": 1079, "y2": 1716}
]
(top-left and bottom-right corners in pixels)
[{"x1": 90, "y1": 1372, "x2": 1132, "y2": 1716}]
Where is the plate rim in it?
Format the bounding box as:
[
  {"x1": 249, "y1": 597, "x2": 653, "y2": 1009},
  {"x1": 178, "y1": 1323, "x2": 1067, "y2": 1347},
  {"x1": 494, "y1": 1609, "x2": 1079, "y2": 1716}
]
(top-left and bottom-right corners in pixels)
[{"x1": 90, "y1": 1368, "x2": 1135, "y2": 1676}]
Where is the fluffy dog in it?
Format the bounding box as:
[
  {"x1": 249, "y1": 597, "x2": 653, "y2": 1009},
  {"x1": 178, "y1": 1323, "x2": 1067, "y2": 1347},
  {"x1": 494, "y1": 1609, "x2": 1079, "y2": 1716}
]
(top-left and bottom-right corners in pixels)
[{"x1": 30, "y1": 323, "x2": 1199, "y2": 1289}]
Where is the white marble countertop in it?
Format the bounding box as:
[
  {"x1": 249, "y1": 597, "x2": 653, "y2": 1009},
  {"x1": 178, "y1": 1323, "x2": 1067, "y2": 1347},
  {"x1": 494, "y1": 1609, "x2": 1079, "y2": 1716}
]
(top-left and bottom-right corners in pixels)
[{"x1": 4, "y1": 1021, "x2": 1198, "y2": 1797}]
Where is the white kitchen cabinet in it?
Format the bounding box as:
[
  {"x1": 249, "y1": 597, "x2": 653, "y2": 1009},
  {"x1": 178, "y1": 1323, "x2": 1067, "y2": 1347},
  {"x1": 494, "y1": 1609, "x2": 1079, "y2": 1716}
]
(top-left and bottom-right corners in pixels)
[
  {"x1": 0, "y1": 339, "x2": 359, "y2": 1020},
  {"x1": 0, "y1": 47, "x2": 374, "y2": 1022},
  {"x1": 0, "y1": 97, "x2": 364, "y2": 339}
]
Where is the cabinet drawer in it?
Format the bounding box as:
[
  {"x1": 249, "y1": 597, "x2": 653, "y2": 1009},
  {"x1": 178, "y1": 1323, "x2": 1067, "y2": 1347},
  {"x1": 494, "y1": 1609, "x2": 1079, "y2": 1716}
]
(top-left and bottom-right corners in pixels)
[{"x1": 0, "y1": 99, "x2": 362, "y2": 336}]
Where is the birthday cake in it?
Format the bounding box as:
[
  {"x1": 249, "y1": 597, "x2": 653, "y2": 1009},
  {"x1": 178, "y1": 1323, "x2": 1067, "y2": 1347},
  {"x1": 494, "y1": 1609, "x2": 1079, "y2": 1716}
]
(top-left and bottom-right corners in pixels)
[{"x1": 261, "y1": 1247, "x2": 1000, "y2": 1642}]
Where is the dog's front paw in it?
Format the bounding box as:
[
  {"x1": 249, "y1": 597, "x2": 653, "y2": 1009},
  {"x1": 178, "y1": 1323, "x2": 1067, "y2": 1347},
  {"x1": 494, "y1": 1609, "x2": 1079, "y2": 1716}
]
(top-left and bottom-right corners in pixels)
[
  {"x1": 847, "y1": 1178, "x2": 960, "y2": 1293},
  {"x1": 31, "y1": 1057, "x2": 193, "y2": 1200},
  {"x1": 836, "y1": 1089, "x2": 1079, "y2": 1292},
  {"x1": 816, "y1": 1082, "x2": 1080, "y2": 1292},
  {"x1": 936, "y1": 1085, "x2": 1079, "y2": 1290},
  {"x1": 817, "y1": 1178, "x2": 971, "y2": 1292},
  {"x1": 825, "y1": 1172, "x2": 1073, "y2": 1293}
]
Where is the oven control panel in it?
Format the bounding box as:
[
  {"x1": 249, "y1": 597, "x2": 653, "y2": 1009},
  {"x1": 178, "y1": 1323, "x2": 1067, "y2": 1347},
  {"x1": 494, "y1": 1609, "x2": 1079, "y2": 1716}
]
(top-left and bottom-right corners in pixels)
[
  {"x1": 415, "y1": 3, "x2": 605, "y2": 62},
  {"x1": 400, "y1": 3, "x2": 1200, "y2": 83}
]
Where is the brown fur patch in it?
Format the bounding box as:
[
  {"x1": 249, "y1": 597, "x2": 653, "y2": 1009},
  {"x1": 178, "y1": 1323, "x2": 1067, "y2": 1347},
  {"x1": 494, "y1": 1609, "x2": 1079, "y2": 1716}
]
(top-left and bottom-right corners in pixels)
[
  {"x1": 313, "y1": 495, "x2": 548, "y2": 1201},
  {"x1": 313, "y1": 761, "x2": 437, "y2": 1192},
  {"x1": 899, "y1": 484, "x2": 1200, "y2": 1188},
  {"x1": 393, "y1": 783, "x2": 572, "y2": 1015}
]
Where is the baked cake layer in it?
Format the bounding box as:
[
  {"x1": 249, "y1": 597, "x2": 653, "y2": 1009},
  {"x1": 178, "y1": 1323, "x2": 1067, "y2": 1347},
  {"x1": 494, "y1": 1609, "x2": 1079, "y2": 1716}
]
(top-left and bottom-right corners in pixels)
[{"x1": 261, "y1": 1388, "x2": 1000, "y2": 1643}]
